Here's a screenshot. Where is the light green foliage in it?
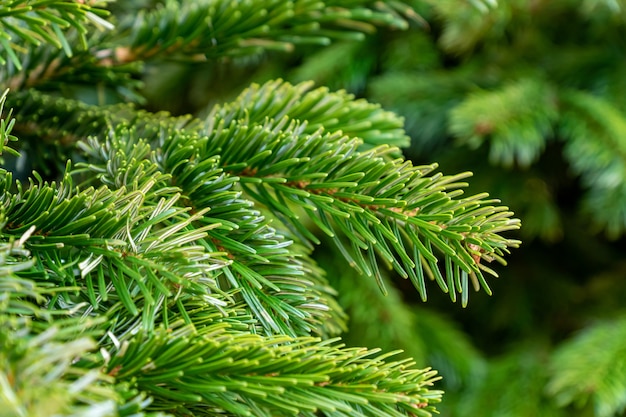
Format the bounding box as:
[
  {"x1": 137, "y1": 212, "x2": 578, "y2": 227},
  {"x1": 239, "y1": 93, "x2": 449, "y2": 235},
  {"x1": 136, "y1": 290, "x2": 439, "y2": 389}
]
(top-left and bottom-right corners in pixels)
[
  {"x1": 206, "y1": 80, "x2": 520, "y2": 305},
  {"x1": 209, "y1": 79, "x2": 412, "y2": 149},
  {"x1": 106, "y1": 324, "x2": 442, "y2": 417},
  {"x1": 0, "y1": 1, "x2": 521, "y2": 416},
  {"x1": 0, "y1": 0, "x2": 111, "y2": 69}
]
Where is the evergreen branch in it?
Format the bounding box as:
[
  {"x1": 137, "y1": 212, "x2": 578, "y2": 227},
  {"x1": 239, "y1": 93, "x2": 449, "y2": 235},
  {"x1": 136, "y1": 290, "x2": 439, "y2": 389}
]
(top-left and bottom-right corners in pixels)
[
  {"x1": 0, "y1": 88, "x2": 19, "y2": 164},
  {"x1": 9, "y1": 83, "x2": 520, "y2": 305},
  {"x1": 106, "y1": 323, "x2": 443, "y2": 417},
  {"x1": 209, "y1": 79, "x2": 410, "y2": 149},
  {"x1": 198, "y1": 81, "x2": 521, "y2": 303},
  {"x1": 0, "y1": 0, "x2": 112, "y2": 70},
  {"x1": 558, "y1": 89, "x2": 626, "y2": 238},
  {"x1": 449, "y1": 78, "x2": 558, "y2": 167},
  {"x1": 1, "y1": 40, "x2": 143, "y2": 102},
  {"x1": 103, "y1": 0, "x2": 414, "y2": 65},
  {"x1": 428, "y1": 0, "x2": 502, "y2": 54},
  {"x1": 2, "y1": 0, "x2": 418, "y2": 102},
  {"x1": 7, "y1": 91, "x2": 347, "y2": 337},
  {"x1": 8, "y1": 77, "x2": 517, "y2": 324},
  {"x1": 547, "y1": 315, "x2": 626, "y2": 417}
]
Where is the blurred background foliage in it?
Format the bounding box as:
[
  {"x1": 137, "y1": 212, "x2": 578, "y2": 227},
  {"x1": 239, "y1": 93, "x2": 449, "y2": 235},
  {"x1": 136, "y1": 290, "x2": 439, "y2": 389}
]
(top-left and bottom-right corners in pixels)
[{"x1": 53, "y1": 0, "x2": 626, "y2": 415}]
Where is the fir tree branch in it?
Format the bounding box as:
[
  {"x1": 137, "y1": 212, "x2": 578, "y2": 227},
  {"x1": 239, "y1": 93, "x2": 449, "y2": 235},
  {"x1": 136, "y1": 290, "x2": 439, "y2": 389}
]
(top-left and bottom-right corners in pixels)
[
  {"x1": 106, "y1": 323, "x2": 443, "y2": 417},
  {"x1": 0, "y1": 88, "x2": 19, "y2": 164},
  {"x1": 428, "y1": 0, "x2": 502, "y2": 54},
  {"x1": 0, "y1": 0, "x2": 112, "y2": 70},
  {"x1": 209, "y1": 79, "x2": 411, "y2": 150},
  {"x1": 449, "y1": 78, "x2": 558, "y2": 167},
  {"x1": 2, "y1": 1, "x2": 418, "y2": 100},
  {"x1": 103, "y1": 0, "x2": 414, "y2": 64},
  {"x1": 558, "y1": 89, "x2": 626, "y2": 238},
  {"x1": 198, "y1": 81, "x2": 521, "y2": 304},
  {"x1": 8, "y1": 83, "x2": 521, "y2": 305}
]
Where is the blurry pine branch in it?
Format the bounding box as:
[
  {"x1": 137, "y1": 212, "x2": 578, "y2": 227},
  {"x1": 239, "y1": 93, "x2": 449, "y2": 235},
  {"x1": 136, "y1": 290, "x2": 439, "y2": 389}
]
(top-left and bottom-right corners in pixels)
[
  {"x1": 364, "y1": 0, "x2": 626, "y2": 241},
  {"x1": 0, "y1": 1, "x2": 522, "y2": 416},
  {"x1": 547, "y1": 315, "x2": 626, "y2": 417}
]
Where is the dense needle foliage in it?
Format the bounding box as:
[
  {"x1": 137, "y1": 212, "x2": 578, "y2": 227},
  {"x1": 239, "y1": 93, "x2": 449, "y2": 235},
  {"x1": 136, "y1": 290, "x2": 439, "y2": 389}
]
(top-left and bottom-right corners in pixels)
[{"x1": 0, "y1": 1, "x2": 520, "y2": 417}]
